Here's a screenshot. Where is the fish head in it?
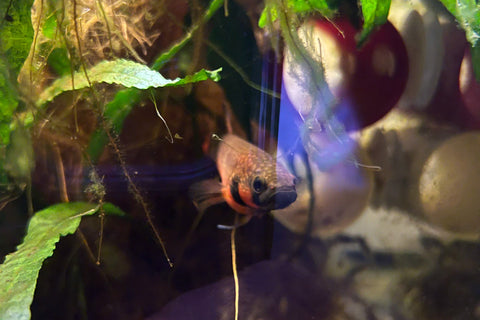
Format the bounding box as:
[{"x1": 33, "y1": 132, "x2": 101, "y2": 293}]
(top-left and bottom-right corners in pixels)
[{"x1": 232, "y1": 150, "x2": 298, "y2": 212}]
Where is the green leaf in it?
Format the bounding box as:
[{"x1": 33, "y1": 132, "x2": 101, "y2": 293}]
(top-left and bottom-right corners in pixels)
[
  {"x1": 102, "y1": 202, "x2": 126, "y2": 216},
  {"x1": 358, "y1": 0, "x2": 391, "y2": 46},
  {"x1": 439, "y1": 0, "x2": 480, "y2": 80},
  {"x1": 42, "y1": 13, "x2": 57, "y2": 40},
  {"x1": 37, "y1": 59, "x2": 222, "y2": 106},
  {"x1": 47, "y1": 48, "x2": 71, "y2": 76},
  {"x1": 258, "y1": 4, "x2": 278, "y2": 28},
  {"x1": 0, "y1": 202, "x2": 99, "y2": 320},
  {"x1": 291, "y1": 0, "x2": 331, "y2": 14}
]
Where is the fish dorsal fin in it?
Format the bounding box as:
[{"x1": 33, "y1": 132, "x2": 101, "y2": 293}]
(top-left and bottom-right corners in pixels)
[
  {"x1": 213, "y1": 133, "x2": 266, "y2": 155},
  {"x1": 212, "y1": 134, "x2": 243, "y2": 155},
  {"x1": 214, "y1": 134, "x2": 270, "y2": 180}
]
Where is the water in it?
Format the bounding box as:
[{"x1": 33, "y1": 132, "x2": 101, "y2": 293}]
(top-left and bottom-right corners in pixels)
[{"x1": 1, "y1": 0, "x2": 480, "y2": 319}]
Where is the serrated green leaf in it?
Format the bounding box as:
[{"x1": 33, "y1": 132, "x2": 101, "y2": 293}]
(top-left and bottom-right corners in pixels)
[
  {"x1": 37, "y1": 59, "x2": 222, "y2": 106},
  {"x1": 49, "y1": 62, "x2": 221, "y2": 161},
  {"x1": 0, "y1": 202, "x2": 99, "y2": 320},
  {"x1": 439, "y1": 0, "x2": 480, "y2": 80},
  {"x1": 358, "y1": 0, "x2": 391, "y2": 46}
]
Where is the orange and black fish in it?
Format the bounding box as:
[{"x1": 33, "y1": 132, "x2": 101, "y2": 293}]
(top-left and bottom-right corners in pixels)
[{"x1": 190, "y1": 134, "x2": 297, "y2": 228}]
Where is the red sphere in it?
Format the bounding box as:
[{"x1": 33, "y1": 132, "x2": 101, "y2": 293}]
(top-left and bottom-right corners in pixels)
[{"x1": 283, "y1": 18, "x2": 409, "y2": 130}]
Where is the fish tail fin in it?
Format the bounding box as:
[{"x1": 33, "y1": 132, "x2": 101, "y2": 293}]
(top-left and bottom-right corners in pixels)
[{"x1": 189, "y1": 179, "x2": 225, "y2": 213}]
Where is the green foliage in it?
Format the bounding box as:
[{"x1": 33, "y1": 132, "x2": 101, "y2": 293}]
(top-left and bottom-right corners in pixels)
[
  {"x1": 47, "y1": 48, "x2": 71, "y2": 76},
  {"x1": 0, "y1": 202, "x2": 99, "y2": 320},
  {"x1": 39, "y1": 58, "x2": 222, "y2": 161},
  {"x1": 439, "y1": 0, "x2": 480, "y2": 80},
  {"x1": 3, "y1": 125, "x2": 34, "y2": 183},
  {"x1": 37, "y1": 59, "x2": 222, "y2": 106},
  {"x1": 0, "y1": 0, "x2": 34, "y2": 191},
  {"x1": 41, "y1": 13, "x2": 57, "y2": 40},
  {"x1": 358, "y1": 0, "x2": 391, "y2": 46},
  {"x1": 0, "y1": 59, "x2": 18, "y2": 147},
  {"x1": 259, "y1": 0, "x2": 334, "y2": 28},
  {"x1": 258, "y1": 0, "x2": 391, "y2": 47},
  {"x1": 0, "y1": 0, "x2": 34, "y2": 76},
  {"x1": 0, "y1": 0, "x2": 34, "y2": 147},
  {"x1": 86, "y1": 88, "x2": 141, "y2": 161},
  {"x1": 292, "y1": 0, "x2": 331, "y2": 14},
  {"x1": 85, "y1": 0, "x2": 226, "y2": 161},
  {"x1": 258, "y1": 3, "x2": 278, "y2": 28}
]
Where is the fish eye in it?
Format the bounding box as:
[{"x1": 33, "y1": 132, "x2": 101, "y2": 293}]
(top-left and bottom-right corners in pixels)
[{"x1": 252, "y1": 176, "x2": 267, "y2": 193}]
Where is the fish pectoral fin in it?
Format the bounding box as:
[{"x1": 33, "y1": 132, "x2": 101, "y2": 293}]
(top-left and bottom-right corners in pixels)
[
  {"x1": 189, "y1": 179, "x2": 225, "y2": 213},
  {"x1": 217, "y1": 214, "x2": 252, "y2": 230}
]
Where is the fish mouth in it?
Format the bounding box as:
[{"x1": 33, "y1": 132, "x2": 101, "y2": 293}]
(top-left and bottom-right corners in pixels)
[
  {"x1": 253, "y1": 186, "x2": 297, "y2": 210},
  {"x1": 269, "y1": 186, "x2": 297, "y2": 210}
]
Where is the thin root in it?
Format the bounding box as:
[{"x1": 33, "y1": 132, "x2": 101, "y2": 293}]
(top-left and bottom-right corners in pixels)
[{"x1": 231, "y1": 213, "x2": 239, "y2": 320}]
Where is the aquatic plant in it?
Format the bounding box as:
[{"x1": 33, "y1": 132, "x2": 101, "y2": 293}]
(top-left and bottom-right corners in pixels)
[{"x1": 0, "y1": 0, "x2": 222, "y2": 318}]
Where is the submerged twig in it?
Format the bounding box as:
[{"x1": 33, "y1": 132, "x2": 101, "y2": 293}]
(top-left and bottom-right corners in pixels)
[
  {"x1": 150, "y1": 90, "x2": 174, "y2": 144},
  {"x1": 51, "y1": 142, "x2": 69, "y2": 202},
  {"x1": 205, "y1": 39, "x2": 281, "y2": 99},
  {"x1": 102, "y1": 117, "x2": 174, "y2": 267},
  {"x1": 231, "y1": 213, "x2": 239, "y2": 320},
  {"x1": 29, "y1": 0, "x2": 44, "y2": 91},
  {"x1": 151, "y1": 0, "x2": 224, "y2": 70},
  {"x1": 96, "y1": 205, "x2": 105, "y2": 265},
  {"x1": 77, "y1": 228, "x2": 97, "y2": 264}
]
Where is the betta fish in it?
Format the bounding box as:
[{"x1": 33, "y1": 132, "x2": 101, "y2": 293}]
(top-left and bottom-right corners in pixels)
[{"x1": 190, "y1": 134, "x2": 297, "y2": 228}]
